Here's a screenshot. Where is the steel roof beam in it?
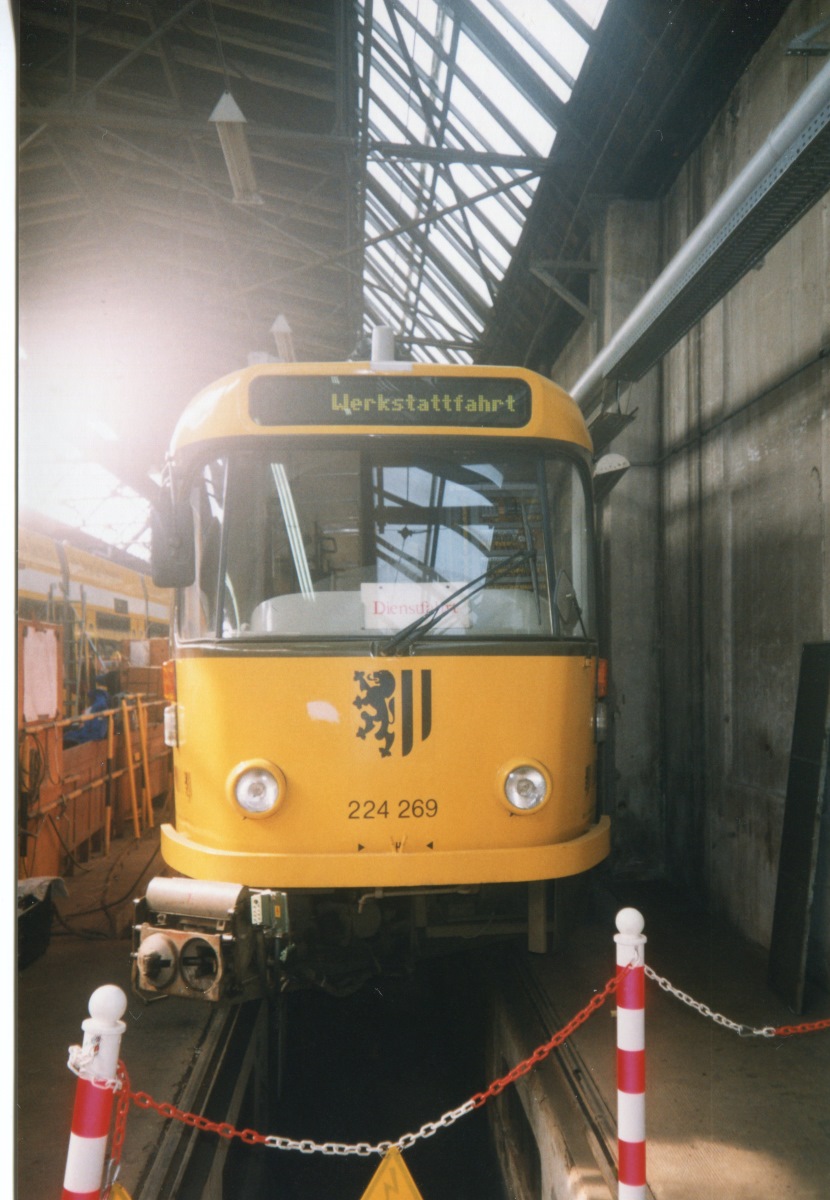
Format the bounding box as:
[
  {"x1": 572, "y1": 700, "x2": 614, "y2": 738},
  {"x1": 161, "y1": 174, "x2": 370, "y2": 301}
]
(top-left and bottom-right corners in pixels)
[
  {"x1": 442, "y1": 0, "x2": 568, "y2": 130},
  {"x1": 241, "y1": 163, "x2": 537, "y2": 297},
  {"x1": 371, "y1": 7, "x2": 544, "y2": 159},
  {"x1": 386, "y1": 4, "x2": 497, "y2": 313},
  {"x1": 546, "y1": 0, "x2": 594, "y2": 46},
  {"x1": 18, "y1": 105, "x2": 354, "y2": 152},
  {"x1": 357, "y1": 8, "x2": 542, "y2": 309},
  {"x1": 363, "y1": 214, "x2": 482, "y2": 336},
  {"x1": 362, "y1": 46, "x2": 537, "y2": 246},
  {"x1": 368, "y1": 141, "x2": 548, "y2": 170},
  {"x1": 396, "y1": 15, "x2": 478, "y2": 337},
  {"x1": 20, "y1": 0, "x2": 205, "y2": 151},
  {"x1": 23, "y1": 4, "x2": 336, "y2": 76},
  {"x1": 366, "y1": 173, "x2": 505, "y2": 317},
  {"x1": 365, "y1": 61, "x2": 539, "y2": 206},
  {"x1": 177, "y1": 16, "x2": 336, "y2": 74},
  {"x1": 401, "y1": 335, "x2": 479, "y2": 351},
  {"x1": 380, "y1": 0, "x2": 494, "y2": 305},
  {"x1": 482, "y1": 0, "x2": 576, "y2": 91},
  {"x1": 530, "y1": 262, "x2": 590, "y2": 319},
  {"x1": 86, "y1": 128, "x2": 361, "y2": 282}
]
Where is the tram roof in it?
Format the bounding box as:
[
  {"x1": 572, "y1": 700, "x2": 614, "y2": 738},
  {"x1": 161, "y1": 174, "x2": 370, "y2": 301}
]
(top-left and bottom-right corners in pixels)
[{"x1": 169, "y1": 361, "x2": 592, "y2": 454}]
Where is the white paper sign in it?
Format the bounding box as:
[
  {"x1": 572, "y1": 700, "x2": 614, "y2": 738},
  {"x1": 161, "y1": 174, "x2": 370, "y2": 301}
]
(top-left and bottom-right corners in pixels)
[
  {"x1": 361, "y1": 582, "x2": 471, "y2": 631},
  {"x1": 23, "y1": 627, "x2": 60, "y2": 722}
]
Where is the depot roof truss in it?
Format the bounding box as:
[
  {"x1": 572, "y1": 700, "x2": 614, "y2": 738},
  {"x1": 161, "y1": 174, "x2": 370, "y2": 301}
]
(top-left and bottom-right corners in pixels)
[
  {"x1": 356, "y1": 0, "x2": 599, "y2": 361},
  {"x1": 17, "y1": 0, "x2": 605, "y2": 554},
  {"x1": 19, "y1": 0, "x2": 604, "y2": 370}
]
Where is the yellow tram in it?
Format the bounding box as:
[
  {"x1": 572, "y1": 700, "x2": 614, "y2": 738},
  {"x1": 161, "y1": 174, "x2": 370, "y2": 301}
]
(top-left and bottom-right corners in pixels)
[{"x1": 133, "y1": 353, "x2": 611, "y2": 1000}]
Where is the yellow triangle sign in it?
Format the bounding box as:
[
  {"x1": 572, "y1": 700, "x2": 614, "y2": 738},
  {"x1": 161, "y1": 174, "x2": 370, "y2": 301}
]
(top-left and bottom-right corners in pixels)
[
  {"x1": 108, "y1": 1185, "x2": 133, "y2": 1200},
  {"x1": 360, "y1": 1147, "x2": 424, "y2": 1200}
]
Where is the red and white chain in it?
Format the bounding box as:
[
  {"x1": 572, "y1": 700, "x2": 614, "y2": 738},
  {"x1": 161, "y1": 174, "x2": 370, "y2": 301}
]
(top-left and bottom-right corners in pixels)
[
  {"x1": 67, "y1": 1044, "x2": 126, "y2": 1089},
  {"x1": 646, "y1": 965, "x2": 795, "y2": 1038},
  {"x1": 262, "y1": 1100, "x2": 478, "y2": 1157},
  {"x1": 126, "y1": 971, "x2": 625, "y2": 1158},
  {"x1": 129, "y1": 1089, "x2": 478, "y2": 1157},
  {"x1": 75, "y1": 964, "x2": 829, "y2": 1168}
]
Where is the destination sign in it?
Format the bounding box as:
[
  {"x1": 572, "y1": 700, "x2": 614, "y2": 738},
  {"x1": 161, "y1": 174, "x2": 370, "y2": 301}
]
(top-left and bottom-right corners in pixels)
[{"x1": 249, "y1": 374, "x2": 532, "y2": 428}]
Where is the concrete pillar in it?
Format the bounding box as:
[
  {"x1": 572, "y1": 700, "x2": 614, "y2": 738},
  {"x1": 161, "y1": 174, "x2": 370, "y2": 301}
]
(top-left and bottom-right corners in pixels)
[{"x1": 595, "y1": 200, "x2": 663, "y2": 876}]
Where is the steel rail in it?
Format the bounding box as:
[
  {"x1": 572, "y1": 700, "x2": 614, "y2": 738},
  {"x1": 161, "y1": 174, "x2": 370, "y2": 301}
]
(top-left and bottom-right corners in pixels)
[
  {"x1": 133, "y1": 1000, "x2": 268, "y2": 1199},
  {"x1": 509, "y1": 950, "x2": 620, "y2": 1195}
]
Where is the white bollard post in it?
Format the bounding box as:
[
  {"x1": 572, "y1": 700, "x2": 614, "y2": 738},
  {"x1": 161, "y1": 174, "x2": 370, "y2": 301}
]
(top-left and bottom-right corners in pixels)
[
  {"x1": 62, "y1": 985, "x2": 128, "y2": 1200},
  {"x1": 615, "y1": 908, "x2": 647, "y2": 1200}
]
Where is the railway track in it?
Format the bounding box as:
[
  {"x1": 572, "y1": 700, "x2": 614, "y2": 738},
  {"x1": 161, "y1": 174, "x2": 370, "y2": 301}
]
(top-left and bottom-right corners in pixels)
[
  {"x1": 134, "y1": 999, "x2": 275, "y2": 1199},
  {"x1": 128, "y1": 949, "x2": 616, "y2": 1200},
  {"x1": 506, "y1": 948, "x2": 620, "y2": 1196},
  {"x1": 130, "y1": 954, "x2": 506, "y2": 1200}
]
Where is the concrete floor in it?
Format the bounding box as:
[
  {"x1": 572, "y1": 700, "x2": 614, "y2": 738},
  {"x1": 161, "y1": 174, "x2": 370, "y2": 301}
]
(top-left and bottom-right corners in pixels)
[
  {"x1": 16, "y1": 828, "x2": 214, "y2": 1200},
  {"x1": 16, "y1": 843, "x2": 830, "y2": 1200},
  {"x1": 508, "y1": 880, "x2": 830, "y2": 1200}
]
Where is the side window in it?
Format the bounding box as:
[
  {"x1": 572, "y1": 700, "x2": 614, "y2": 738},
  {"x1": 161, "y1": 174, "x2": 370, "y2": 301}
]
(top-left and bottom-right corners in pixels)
[
  {"x1": 179, "y1": 457, "x2": 227, "y2": 639},
  {"x1": 223, "y1": 458, "x2": 288, "y2": 634},
  {"x1": 545, "y1": 459, "x2": 594, "y2": 638}
]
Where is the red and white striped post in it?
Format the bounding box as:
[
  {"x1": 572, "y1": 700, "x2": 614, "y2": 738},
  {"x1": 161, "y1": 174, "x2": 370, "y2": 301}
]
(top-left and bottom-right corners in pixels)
[
  {"x1": 615, "y1": 908, "x2": 647, "y2": 1200},
  {"x1": 62, "y1": 985, "x2": 127, "y2": 1200}
]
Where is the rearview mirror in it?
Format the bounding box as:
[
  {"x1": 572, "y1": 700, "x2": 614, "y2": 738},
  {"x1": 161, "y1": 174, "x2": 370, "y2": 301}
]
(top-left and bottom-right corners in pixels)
[
  {"x1": 151, "y1": 493, "x2": 195, "y2": 589},
  {"x1": 593, "y1": 453, "x2": 630, "y2": 502}
]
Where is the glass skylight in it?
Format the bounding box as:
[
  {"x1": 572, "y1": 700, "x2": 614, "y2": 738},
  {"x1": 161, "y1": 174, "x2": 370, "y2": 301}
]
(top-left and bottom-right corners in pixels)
[
  {"x1": 20, "y1": 457, "x2": 152, "y2": 561},
  {"x1": 20, "y1": 0, "x2": 611, "y2": 561},
  {"x1": 359, "y1": 0, "x2": 609, "y2": 361}
]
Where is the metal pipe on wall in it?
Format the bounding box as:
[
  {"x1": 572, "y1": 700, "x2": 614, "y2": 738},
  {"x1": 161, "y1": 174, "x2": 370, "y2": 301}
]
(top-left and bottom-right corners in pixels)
[{"x1": 571, "y1": 55, "x2": 830, "y2": 413}]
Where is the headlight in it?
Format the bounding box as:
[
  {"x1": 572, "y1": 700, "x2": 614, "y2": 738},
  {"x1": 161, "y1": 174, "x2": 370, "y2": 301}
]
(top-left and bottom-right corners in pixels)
[
  {"x1": 227, "y1": 760, "x2": 286, "y2": 817},
  {"x1": 502, "y1": 763, "x2": 550, "y2": 812}
]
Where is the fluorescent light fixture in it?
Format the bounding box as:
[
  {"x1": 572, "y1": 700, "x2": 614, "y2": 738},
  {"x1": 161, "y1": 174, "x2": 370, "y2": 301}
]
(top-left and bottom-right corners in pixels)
[
  {"x1": 209, "y1": 91, "x2": 262, "y2": 205},
  {"x1": 271, "y1": 314, "x2": 296, "y2": 362}
]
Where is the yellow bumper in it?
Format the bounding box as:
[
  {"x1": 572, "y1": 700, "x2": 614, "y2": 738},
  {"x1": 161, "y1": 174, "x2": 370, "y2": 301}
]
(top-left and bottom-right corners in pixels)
[{"x1": 160, "y1": 815, "x2": 610, "y2": 889}]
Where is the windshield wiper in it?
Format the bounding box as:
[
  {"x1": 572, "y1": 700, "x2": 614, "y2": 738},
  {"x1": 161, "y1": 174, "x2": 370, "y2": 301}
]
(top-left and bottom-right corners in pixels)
[{"x1": 379, "y1": 548, "x2": 537, "y2": 656}]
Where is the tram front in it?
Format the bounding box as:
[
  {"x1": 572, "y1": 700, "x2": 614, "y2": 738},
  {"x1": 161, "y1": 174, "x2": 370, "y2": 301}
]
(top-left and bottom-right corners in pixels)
[{"x1": 133, "y1": 363, "x2": 610, "y2": 1000}]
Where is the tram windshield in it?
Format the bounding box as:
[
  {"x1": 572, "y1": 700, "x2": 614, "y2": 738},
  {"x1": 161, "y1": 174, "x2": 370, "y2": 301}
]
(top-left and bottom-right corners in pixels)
[{"x1": 178, "y1": 440, "x2": 595, "y2": 644}]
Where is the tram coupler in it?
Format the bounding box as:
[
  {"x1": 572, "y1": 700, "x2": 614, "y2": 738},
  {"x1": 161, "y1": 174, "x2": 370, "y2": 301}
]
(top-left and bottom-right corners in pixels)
[{"x1": 131, "y1": 876, "x2": 288, "y2": 1003}]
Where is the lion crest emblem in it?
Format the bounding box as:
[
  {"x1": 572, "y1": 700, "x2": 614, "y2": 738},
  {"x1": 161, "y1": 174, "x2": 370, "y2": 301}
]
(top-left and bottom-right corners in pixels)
[{"x1": 353, "y1": 669, "x2": 396, "y2": 757}]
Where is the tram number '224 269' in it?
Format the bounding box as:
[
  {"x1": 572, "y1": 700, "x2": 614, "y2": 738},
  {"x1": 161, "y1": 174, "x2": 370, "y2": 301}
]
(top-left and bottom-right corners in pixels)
[{"x1": 348, "y1": 798, "x2": 439, "y2": 820}]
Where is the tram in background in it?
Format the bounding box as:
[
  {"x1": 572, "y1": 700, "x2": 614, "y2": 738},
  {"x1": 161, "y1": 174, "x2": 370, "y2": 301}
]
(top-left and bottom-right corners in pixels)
[
  {"x1": 133, "y1": 338, "x2": 611, "y2": 1000},
  {"x1": 18, "y1": 520, "x2": 170, "y2": 715}
]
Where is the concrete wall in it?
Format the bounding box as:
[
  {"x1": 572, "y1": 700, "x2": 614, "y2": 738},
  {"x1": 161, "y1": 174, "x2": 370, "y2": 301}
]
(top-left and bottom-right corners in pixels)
[
  {"x1": 555, "y1": 0, "x2": 830, "y2": 976},
  {"x1": 599, "y1": 205, "x2": 664, "y2": 879},
  {"x1": 660, "y1": 0, "x2": 830, "y2": 965}
]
